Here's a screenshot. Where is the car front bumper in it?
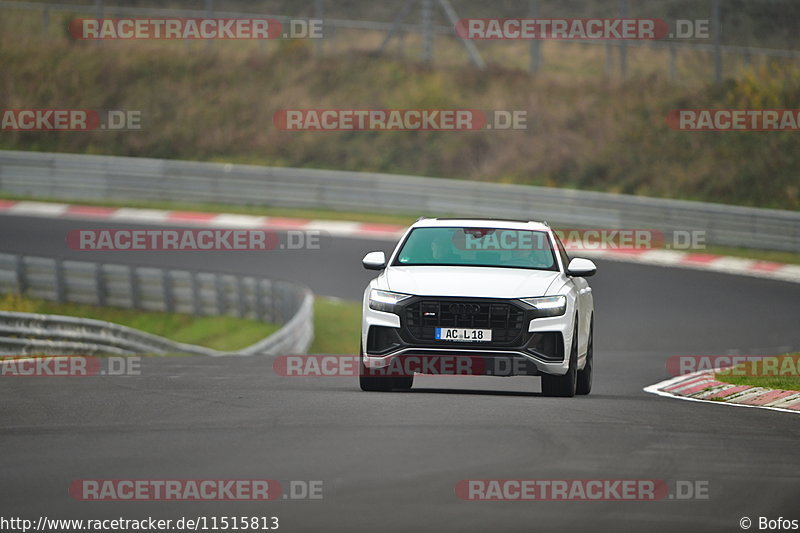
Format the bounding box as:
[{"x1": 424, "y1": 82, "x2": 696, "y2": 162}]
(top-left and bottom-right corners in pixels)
[{"x1": 361, "y1": 296, "x2": 575, "y2": 377}]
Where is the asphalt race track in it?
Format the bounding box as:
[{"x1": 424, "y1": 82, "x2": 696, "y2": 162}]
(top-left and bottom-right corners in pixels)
[{"x1": 2, "y1": 214, "x2": 800, "y2": 532}]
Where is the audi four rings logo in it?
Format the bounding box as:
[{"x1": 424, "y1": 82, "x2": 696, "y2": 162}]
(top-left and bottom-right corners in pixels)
[{"x1": 449, "y1": 304, "x2": 481, "y2": 315}]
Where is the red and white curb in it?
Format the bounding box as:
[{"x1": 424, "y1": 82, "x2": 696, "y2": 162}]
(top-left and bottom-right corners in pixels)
[
  {"x1": 2, "y1": 199, "x2": 800, "y2": 284},
  {"x1": 644, "y1": 371, "x2": 800, "y2": 414},
  {"x1": 580, "y1": 248, "x2": 800, "y2": 284},
  {"x1": 0, "y1": 200, "x2": 406, "y2": 241}
]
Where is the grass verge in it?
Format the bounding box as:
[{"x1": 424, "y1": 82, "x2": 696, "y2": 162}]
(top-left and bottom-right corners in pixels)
[
  {"x1": 310, "y1": 297, "x2": 361, "y2": 355},
  {"x1": 699, "y1": 246, "x2": 800, "y2": 267},
  {"x1": 0, "y1": 292, "x2": 362, "y2": 355},
  {"x1": 715, "y1": 354, "x2": 800, "y2": 392},
  {"x1": 0, "y1": 293, "x2": 279, "y2": 352}
]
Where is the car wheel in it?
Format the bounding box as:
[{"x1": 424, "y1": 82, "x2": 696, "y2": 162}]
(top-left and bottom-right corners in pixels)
[
  {"x1": 541, "y1": 321, "x2": 578, "y2": 398},
  {"x1": 359, "y1": 346, "x2": 412, "y2": 391},
  {"x1": 576, "y1": 317, "x2": 593, "y2": 396}
]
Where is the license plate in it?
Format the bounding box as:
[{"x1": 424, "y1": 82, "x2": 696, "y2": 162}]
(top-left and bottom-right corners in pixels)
[{"x1": 435, "y1": 328, "x2": 492, "y2": 342}]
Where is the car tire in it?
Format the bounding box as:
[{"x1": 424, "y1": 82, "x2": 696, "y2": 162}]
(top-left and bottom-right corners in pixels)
[
  {"x1": 359, "y1": 346, "x2": 413, "y2": 391},
  {"x1": 576, "y1": 317, "x2": 593, "y2": 396},
  {"x1": 541, "y1": 321, "x2": 578, "y2": 398}
]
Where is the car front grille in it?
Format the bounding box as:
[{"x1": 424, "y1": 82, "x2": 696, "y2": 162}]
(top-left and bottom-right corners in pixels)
[{"x1": 403, "y1": 299, "x2": 526, "y2": 344}]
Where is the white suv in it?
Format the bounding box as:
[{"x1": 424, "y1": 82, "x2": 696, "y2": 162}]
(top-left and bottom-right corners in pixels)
[{"x1": 359, "y1": 218, "x2": 596, "y2": 397}]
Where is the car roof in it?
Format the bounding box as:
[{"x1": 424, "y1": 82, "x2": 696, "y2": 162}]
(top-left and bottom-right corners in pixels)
[{"x1": 410, "y1": 218, "x2": 551, "y2": 232}]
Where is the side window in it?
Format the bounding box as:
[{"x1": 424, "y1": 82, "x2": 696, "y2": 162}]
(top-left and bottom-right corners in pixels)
[{"x1": 554, "y1": 233, "x2": 570, "y2": 271}]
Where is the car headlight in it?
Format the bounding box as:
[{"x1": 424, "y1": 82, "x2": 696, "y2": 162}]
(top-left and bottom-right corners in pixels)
[
  {"x1": 520, "y1": 295, "x2": 567, "y2": 318},
  {"x1": 369, "y1": 289, "x2": 412, "y2": 313}
]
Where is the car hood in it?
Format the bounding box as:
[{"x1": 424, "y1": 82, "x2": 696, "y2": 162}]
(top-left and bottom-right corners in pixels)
[{"x1": 384, "y1": 266, "x2": 562, "y2": 298}]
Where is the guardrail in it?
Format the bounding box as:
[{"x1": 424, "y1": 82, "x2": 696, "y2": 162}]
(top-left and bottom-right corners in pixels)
[
  {"x1": 1, "y1": 150, "x2": 799, "y2": 253},
  {"x1": 0, "y1": 251, "x2": 314, "y2": 356},
  {"x1": 0, "y1": 311, "x2": 218, "y2": 356}
]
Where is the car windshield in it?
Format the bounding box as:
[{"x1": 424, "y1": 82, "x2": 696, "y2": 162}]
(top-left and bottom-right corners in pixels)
[{"x1": 393, "y1": 227, "x2": 558, "y2": 271}]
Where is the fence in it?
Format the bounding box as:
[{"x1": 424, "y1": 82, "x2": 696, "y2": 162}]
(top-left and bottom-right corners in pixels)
[
  {"x1": 0, "y1": 251, "x2": 314, "y2": 356},
  {"x1": 1, "y1": 150, "x2": 798, "y2": 253},
  {"x1": 1, "y1": 0, "x2": 799, "y2": 84}
]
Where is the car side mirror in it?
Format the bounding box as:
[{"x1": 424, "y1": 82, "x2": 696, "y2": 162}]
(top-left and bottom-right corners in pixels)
[
  {"x1": 567, "y1": 257, "x2": 597, "y2": 277},
  {"x1": 362, "y1": 251, "x2": 387, "y2": 270}
]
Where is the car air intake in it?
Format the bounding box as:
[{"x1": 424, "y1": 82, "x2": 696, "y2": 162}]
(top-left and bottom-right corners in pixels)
[{"x1": 403, "y1": 299, "x2": 526, "y2": 344}]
